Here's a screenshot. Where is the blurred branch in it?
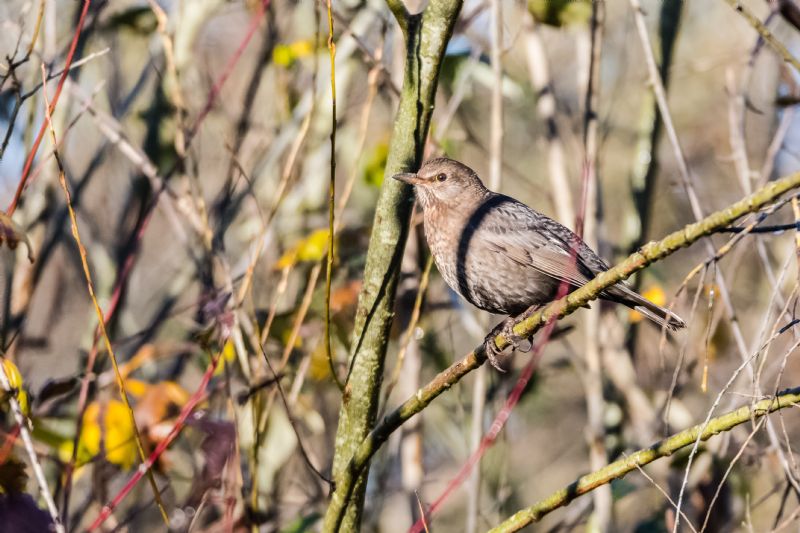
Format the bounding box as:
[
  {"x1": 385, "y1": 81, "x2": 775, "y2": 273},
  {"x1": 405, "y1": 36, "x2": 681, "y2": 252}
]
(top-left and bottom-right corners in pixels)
[
  {"x1": 778, "y1": 0, "x2": 800, "y2": 32},
  {"x1": 716, "y1": 221, "x2": 800, "y2": 233},
  {"x1": 329, "y1": 171, "x2": 800, "y2": 527},
  {"x1": 323, "y1": 0, "x2": 463, "y2": 529},
  {"x1": 6, "y1": 0, "x2": 92, "y2": 216},
  {"x1": 628, "y1": 0, "x2": 683, "y2": 255},
  {"x1": 489, "y1": 387, "x2": 800, "y2": 532},
  {"x1": 487, "y1": 0, "x2": 503, "y2": 191},
  {"x1": 578, "y1": 0, "x2": 610, "y2": 529},
  {"x1": 523, "y1": 17, "x2": 574, "y2": 226}
]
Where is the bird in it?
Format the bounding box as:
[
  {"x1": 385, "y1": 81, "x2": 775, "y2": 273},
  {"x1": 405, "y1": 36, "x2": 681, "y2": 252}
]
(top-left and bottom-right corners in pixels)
[{"x1": 393, "y1": 157, "x2": 685, "y2": 370}]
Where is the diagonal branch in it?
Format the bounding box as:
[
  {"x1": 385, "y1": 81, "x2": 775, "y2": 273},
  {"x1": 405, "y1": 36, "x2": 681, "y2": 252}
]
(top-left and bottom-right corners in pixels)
[
  {"x1": 721, "y1": 0, "x2": 800, "y2": 73},
  {"x1": 488, "y1": 386, "x2": 800, "y2": 532},
  {"x1": 327, "y1": 170, "x2": 800, "y2": 529}
]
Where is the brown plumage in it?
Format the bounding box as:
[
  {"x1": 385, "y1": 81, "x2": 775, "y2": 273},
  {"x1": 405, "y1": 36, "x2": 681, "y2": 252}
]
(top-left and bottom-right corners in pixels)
[{"x1": 394, "y1": 157, "x2": 685, "y2": 368}]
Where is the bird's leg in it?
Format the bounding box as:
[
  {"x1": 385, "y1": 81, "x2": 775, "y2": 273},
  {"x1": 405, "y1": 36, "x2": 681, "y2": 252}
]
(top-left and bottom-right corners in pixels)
[
  {"x1": 483, "y1": 320, "x2": 510, "y2": 372},
  {"x1": 483, "y1": 316, "x2": 530, "y2": 371}
]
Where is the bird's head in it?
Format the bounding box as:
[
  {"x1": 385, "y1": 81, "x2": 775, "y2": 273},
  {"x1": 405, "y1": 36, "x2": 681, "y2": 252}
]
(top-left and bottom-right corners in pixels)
[{"x1": 392, "y1": 157, "x2": 488, "y2": 210}]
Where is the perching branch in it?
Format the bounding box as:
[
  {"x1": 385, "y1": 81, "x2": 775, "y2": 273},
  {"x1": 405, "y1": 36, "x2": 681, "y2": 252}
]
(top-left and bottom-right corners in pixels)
[
  {"x1": 327, "y1": 170, "x2": 800, "y2": 531},
  {"x1": 322, "y1": 0, "x2": 463, "y2": 530},
  {"x1": 488, "y1": 386, "x2": 800, "y2": 532}
]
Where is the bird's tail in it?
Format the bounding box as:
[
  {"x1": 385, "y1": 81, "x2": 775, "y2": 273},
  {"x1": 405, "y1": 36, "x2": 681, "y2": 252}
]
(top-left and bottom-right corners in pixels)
[{"x1": 613, "y1": 286, "x2": 686, "y2": 331}]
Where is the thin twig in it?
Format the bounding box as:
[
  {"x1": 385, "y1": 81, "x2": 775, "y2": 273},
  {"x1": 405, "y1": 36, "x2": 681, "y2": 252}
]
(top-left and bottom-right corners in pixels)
[
  {"x1": 629, "y1": 2, "x2": 800, "y2": 521},
  {"x1": 489, "y1": 387, "x2": 800, "y2": 532},
  {"x1": 631, "y1": 460, "x2": 698, "y2": 533},
  {"x1": 487, "y1": 0, "x2": 503, "y2": 191},
  {"x1": 40, "y1": 67, "x2": 170, "y2": 526},
  {"x1": 7, "y1": 0, "x2": 92, "y2": 216},
  {"x1": 324, "y1": 0, "x2": 344, "y2": 391},
  {"x1": 699, "y1": 418, "x2": 765, "y2": 533},
  {"x1": 721, "y1": 0, "x2": 800, "y2": 73}
]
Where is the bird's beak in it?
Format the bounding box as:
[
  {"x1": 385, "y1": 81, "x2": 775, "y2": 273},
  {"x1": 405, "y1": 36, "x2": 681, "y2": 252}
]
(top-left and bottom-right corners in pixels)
[{"x1": 392, "y1": 172, "x2": 424, "y2": 185}]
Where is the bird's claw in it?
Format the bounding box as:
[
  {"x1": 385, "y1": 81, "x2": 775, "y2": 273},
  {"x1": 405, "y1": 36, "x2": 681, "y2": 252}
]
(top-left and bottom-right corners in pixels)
[
  {"x1": 483, "y1": 318, "x2": 532, "y2": 372},
  {"x1": 482, "y1": 333, "x2": 507, "y2": 372}
]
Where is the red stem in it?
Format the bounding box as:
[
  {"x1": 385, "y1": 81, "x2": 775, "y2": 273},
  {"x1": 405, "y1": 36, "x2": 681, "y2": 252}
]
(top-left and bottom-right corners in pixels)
[
  {"x1": 86, "y1": 347, "x2": 223, "y2": 532},
  {"x1": 6, "y1": 0, "x2": 92, "y2": 216}
]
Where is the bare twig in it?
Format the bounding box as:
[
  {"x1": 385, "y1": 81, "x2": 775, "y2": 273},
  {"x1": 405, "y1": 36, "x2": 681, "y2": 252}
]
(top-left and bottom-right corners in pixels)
[
  {"x1": 7, "y1": 0, "x2": 92, "y2": 216},
  {"x1": 40, "y1": 67, "x2": 169, "y2": 526},
  {"x1": 722, "y1": 0, "x2": 800, "y2": 73},
  {"x1": 324, "y1": 0, "x2": 344, "y2": 391},
  {"x1": 487, "y1": 0, "x2": 503, "y2": 191},
  {"x1": 578, "y1": 1, "x2": 611, "y2": 529}
]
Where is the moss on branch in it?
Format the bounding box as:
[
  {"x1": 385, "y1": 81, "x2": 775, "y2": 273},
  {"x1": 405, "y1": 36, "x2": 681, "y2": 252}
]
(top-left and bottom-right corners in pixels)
[{"x1": 322, "y1": 0, "x2": 463, "y2": 531}]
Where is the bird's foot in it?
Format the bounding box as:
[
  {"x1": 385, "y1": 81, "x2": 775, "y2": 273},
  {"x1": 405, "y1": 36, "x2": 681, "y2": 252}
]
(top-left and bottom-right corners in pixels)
[
  {"x1": 482, "y1": 317, "x2": 532, "y2": 372},
  {"x1": 482, "y1": 330, "x2": 507, "y2": 372}
]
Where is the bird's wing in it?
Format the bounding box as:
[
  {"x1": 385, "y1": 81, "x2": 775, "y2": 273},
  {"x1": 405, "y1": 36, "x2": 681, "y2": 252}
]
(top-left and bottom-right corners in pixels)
[{"x1": 474, "y1": 196, "x2": 599, "y2": 288}]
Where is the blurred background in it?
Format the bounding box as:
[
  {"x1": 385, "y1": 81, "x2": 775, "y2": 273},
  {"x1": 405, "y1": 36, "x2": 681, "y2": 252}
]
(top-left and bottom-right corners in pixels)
[{"x1": 1, "y1": 0, "x2": 800, "y2": 531}]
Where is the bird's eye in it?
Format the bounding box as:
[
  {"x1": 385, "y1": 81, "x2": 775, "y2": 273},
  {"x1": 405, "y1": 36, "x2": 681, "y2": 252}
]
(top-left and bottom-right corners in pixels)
[{"x1": 436, "y1": 173, "x2": 447, "y2": 182}]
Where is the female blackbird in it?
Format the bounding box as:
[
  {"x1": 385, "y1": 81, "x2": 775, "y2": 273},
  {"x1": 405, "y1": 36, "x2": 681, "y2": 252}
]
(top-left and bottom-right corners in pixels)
[{"x1": 394, "y1": 157, "x2": 685, "y2": 369}]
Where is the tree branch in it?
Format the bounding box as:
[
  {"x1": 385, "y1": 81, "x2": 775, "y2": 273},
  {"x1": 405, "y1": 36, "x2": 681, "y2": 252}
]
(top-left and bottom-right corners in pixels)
[
  {"x1": 327, "y1": 170, "x2": 800, "y2": 530},
  {"x1": 722, "y1": 0, "x2": 800, "y2": 73},
  {"x1": 323, "y1": 0, "x2": 463, "y2": 530},
  {"x1": 489, "y1": 386, "x2": 800, "y2": 532},
  {"x1": 385, "y1": 0, "x2": 410, "y2": 34}
]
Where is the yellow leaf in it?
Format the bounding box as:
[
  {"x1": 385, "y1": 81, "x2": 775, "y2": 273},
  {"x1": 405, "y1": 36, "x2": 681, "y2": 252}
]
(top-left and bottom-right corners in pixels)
[
  {"x1": 642, "y1": 286, "x2": 667, "y2": 307},
  {"x1": 308, "y1": 341, "x2": 331, "y2": 381},
  {"x1": 1, "y1": 359, "x2": 28, "y2": 415},
  {"x1": 214, "y1": 339, "x2": 238, "y2": 376},
  {"x1": 280, "y1": 326, "x2": 303, "y2": 349},
  {"x1": 273, "y1": 39, "x2": 315, "y2": 67},
  {"x1": 629, "y1": 285, "x2": 667, "y2": 323},
  {"x1": 104, "y1": 400, "x2": 138, "y2": 469},
  {"x1": 275, "y1": 229, "x2": 330, "y2": 269},
  {"x1": 124, "y1": 378, "x2": 150, "y2": 397},
  {"x1": 79, "y1": 400, "x2": 137, "y2": 469}
]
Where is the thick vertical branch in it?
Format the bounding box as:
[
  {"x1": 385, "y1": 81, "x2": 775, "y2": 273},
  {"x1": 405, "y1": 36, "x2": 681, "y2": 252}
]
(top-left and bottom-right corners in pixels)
[{"x1": 324, "y1": 1, "x2": 463, "y2": 531}]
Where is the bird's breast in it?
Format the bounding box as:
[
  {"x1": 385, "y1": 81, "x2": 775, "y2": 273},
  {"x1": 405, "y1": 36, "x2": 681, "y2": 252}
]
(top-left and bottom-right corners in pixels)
[{"x1": 423, "y1": 206, "x2": 559, "y2": 316}]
